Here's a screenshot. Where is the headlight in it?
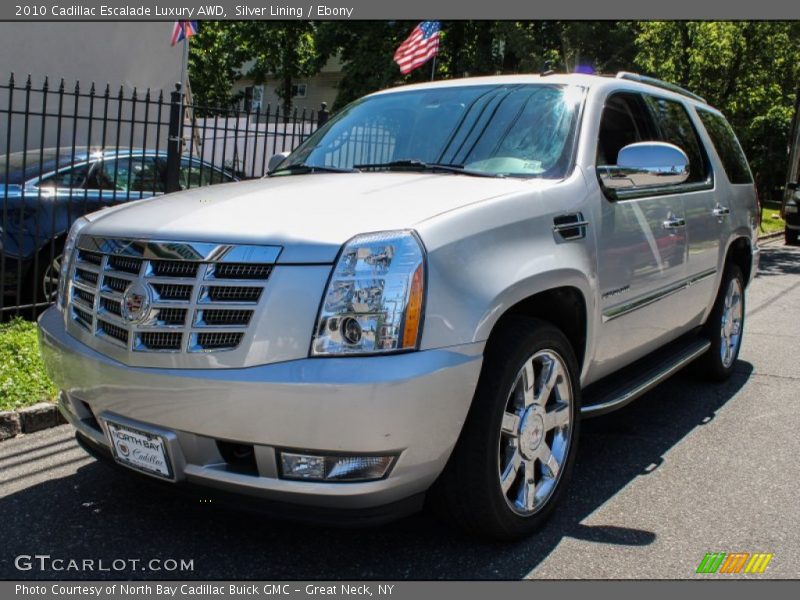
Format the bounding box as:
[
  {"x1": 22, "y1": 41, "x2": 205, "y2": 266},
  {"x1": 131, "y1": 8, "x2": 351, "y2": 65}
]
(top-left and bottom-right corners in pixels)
[
  {"x1": 311, "y1": 230, "x2": 425, "y2": 356},
  {"x1": 57, "y1": 216, "x2": 90, "y2": 310}
]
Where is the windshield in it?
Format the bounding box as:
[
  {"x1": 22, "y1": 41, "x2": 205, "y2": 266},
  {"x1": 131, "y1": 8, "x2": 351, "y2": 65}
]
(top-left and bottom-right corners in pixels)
[{"x1": 282, "y1": 83, "x2": 585, "y2": 178}]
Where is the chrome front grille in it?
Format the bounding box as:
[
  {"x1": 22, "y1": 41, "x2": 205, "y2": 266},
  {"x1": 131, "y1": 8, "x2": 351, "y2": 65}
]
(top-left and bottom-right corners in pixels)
[{"x1": 67, "y1": 237, "x2": 280, "y2": 355}]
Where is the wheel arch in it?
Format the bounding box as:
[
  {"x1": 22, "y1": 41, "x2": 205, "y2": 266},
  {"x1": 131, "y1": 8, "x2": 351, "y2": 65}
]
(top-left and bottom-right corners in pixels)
[
  {"x1": 483, "y1": 281, "x2": 589, "y2": 372},
  {"x1": 724, "y1": 235, "x2": 754, "y2": 287}
]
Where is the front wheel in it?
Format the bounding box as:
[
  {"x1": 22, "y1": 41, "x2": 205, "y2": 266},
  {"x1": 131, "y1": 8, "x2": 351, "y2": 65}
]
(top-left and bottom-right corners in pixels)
[
  {"x1": 786, "y1": 227, "x2": 799, "y2": 246},
  {"x1": 697, "y1": 264, "x2": 745, "y2": 381},
  {"x1": 430, "y1": 317, "x2": 581, "y2": 540}
]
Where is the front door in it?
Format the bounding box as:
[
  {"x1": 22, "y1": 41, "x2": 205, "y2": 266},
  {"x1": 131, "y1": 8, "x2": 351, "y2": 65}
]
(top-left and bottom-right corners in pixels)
[{"x1": 592, "y1": 92, "x2": 690, "y2": 377}]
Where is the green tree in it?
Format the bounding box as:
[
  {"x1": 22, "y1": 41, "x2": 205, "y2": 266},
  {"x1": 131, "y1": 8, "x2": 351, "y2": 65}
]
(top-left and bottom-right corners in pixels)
[
  {"x1": 189, "y1": 22, "x2": 324, "y2": 114},
  {"x1": 237, "y1": 21, "x2": 324, "y2": 115},
  {"x1": 635, "y1": 21, "x2": 800, "y2": 199},
  {"x1": 315, "y1": 21, "x2": 419, "y2": 109},
  {"x1": 186, "y1": 21, "x2": 247, "y2": 108}
]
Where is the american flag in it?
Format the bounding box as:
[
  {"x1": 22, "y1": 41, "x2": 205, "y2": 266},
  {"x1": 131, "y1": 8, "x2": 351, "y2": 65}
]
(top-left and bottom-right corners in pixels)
[
  {"x1": 393, "y1": 21, "x2": 441, "y2": 75},
  {"x1": 171, "y1": 21, "x2": 199, "y2": 46}
]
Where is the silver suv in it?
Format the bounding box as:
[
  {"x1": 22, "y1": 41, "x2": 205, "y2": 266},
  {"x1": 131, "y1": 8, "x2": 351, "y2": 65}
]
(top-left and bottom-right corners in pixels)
[{"x1": 38, "y1": 73, "x2": 759, "y2": 539}]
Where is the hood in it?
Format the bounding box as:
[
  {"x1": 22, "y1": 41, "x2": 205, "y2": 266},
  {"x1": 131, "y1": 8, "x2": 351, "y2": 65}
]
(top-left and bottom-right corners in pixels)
[{"x1": 86, "y1": 173, "x2": 549, "y2": 263}]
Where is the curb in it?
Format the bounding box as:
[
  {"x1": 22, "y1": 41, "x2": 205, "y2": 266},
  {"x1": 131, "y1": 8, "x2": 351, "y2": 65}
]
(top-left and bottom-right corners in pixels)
[
  {"x1": 758, "y1": 230, "x2": 785, "y2": 242},
  {"x1": 0, "y1": 402, "x2": 66, "y2": 441}
]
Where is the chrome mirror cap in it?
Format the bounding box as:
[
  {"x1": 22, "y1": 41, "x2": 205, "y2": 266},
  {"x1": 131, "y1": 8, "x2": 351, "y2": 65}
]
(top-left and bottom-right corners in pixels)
[
  {"x1": 597, "y1": 141, "x2": 690, "y2": 191},
  {"x1": 268, "y1": 151, "x2": 291, "y2": 173}
]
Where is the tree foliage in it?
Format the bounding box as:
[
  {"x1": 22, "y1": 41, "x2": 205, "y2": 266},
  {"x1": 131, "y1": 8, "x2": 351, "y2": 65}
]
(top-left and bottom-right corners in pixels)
[
  {"x1": 635, "y1": 22, "x2": 800, "y2": 198},
  {"x1": 189, "y1": 20, "x2": 800, "y2": 198}
]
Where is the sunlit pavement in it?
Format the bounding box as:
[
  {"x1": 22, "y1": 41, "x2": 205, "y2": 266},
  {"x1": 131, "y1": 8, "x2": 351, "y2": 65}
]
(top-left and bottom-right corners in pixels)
[{"x1": 2, "y1": 239, "x2": 799, "y2": 579}]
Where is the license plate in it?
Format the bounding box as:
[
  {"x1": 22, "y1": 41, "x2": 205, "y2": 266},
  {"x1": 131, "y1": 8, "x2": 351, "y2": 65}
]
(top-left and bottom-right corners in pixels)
[{"x1": 105, "y1": 420, "x2": 173, "y2": 479}]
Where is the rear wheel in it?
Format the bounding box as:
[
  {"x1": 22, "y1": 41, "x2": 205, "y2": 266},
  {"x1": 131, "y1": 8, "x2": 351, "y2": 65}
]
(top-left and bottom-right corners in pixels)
[
  {"x1": 697, "y1": 264, "x2": 745, "y2": 381},
  {"x1": 786, "y1": 227, "x2": 799, "y2": 246},
  {"x1": 431, "y1": 317, "x2": 581, "y2": 540}
]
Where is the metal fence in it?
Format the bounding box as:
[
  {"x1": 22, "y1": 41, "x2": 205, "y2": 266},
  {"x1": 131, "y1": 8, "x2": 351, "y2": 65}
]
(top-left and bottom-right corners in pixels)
[{"x1": 0, "y1": 74, "x2": 325, "y2": 319}]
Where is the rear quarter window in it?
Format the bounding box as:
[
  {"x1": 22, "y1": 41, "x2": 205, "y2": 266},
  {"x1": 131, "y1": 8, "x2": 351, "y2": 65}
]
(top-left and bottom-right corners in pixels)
[{"x1": 696, "y1": 109, "x2": 753, "y2": 184}]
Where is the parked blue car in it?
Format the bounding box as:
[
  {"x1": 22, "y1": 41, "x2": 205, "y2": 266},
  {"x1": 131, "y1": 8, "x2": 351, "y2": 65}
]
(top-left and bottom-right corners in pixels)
[{"x1": 1, "y1": 147, "x2": 236, "y2": 304}]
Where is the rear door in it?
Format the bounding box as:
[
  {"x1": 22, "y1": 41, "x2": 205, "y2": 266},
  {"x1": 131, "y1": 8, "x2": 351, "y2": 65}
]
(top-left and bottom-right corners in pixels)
[{"x1": 644, "y1": 95, "x2": 719, "y2": 318}]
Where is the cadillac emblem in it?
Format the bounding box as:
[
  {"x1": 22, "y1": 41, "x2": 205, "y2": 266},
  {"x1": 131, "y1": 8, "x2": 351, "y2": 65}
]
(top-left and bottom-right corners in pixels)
[{"x1": 121, "y1": 281, "x2": 151, "y2": 323}]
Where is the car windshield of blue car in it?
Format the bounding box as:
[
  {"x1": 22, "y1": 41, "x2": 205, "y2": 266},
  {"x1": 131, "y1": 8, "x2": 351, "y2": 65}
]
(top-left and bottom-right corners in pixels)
[{"x1": 280, "y1": 83, "x2": 585, "y2": 179}]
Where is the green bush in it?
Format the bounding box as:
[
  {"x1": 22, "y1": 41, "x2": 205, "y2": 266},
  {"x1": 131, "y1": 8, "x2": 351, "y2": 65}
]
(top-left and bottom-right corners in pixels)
[{"x1": 0, "y1": 319, "x2": 56, "y2": 411}]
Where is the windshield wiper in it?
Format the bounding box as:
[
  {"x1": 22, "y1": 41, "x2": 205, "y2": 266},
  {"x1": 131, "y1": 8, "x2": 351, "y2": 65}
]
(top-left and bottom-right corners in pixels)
[
  {"x1": 269, "y1": 163, "x2": 359, "y2": 176},
  {"x1": 353, "y1": 159, "x2": 499, "y2": 178}
]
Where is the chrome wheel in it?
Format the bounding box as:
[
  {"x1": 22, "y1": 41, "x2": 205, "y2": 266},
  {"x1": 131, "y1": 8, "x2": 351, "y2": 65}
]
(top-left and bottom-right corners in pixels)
[
  {"x1": 498, "y1": 349, "x2": 573, "y2": 516},
  {"x1": 41, "y1": 254, "x2": 62, "y2": 303},
  {"x1": 719, "y1": 277, "x2": 743, "y2": 368}
]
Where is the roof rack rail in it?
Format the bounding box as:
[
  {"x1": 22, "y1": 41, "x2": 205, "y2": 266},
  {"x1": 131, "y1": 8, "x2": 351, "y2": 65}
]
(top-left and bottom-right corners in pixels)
[{"x1": 616, "y1": 71, "x2": 706, "y2": 104}]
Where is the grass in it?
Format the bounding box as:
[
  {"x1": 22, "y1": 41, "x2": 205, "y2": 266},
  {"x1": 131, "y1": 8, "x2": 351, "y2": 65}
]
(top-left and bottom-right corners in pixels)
[
  {"x1": 760, "y1": 207, "x2": 785, "y2": 235},
  {"x1": 0, "y1": 318, "x2": 56, "y2": 412}
]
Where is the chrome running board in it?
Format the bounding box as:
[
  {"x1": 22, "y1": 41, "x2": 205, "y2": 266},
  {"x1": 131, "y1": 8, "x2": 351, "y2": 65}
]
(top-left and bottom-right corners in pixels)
[{"x1": 581, "y1": 335, "x2": 711, "y2": 418}]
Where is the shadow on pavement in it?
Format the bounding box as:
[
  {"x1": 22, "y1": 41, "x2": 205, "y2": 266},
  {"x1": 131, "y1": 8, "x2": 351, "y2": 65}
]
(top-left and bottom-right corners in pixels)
[
  {"x1": 0, "y1": 362, "x2": 753, "y2": 580},
  {"x1": 756, "y1": 243, "x2": 800, "y2": 277}
]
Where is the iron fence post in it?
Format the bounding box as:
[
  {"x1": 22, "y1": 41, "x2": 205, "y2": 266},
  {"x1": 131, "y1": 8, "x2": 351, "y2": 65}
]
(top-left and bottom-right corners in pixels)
[{"x1": 165, "y1": 82, "x2": 184, "y2": 193}]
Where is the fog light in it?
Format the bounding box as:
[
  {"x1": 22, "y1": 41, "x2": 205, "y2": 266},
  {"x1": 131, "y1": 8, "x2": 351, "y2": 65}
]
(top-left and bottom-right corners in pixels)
[{"x1": 280, "y1": 452, "x2": 394, "y2": 482}]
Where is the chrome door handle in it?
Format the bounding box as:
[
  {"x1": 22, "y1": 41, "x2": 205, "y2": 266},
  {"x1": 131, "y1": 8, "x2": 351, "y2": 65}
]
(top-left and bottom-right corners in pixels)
[
  {"x1": 712, "y1": 205, "x2": 731, "y2": 218},
  {"x1": 662, "y1": 217, "x2": 686, "y2": 230}
]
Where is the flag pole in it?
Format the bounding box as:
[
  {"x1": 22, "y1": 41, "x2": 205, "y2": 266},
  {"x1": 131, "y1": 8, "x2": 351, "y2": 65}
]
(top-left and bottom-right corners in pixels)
[
  {"x1": 431, "y1": 55, "x2": 436, "y2": 81},
  {"x1": 179, "y1": 35, "x2": 189, "y2": 98}
]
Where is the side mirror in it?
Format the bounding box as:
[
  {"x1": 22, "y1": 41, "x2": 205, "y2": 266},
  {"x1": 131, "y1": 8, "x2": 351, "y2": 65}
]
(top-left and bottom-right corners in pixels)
[
  {"x1": 597, "y1": 142, "x2": 690, "y2": 192},
  {"x1": 268, "y1": 151, "x2": 291, "y2": 173}
]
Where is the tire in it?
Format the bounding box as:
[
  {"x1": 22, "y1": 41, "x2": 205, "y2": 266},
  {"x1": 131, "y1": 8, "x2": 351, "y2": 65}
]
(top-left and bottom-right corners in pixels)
[
  {"x1": 23, "y1": 239, "x2": 64, "y2": 309},
  {"x1": 697, "y1": 264, "x2": 745, "y2": 381},
  {"x1": 786, "y1": 227, "x2": 799, "y2": 246},
  {"x1": 430, "y1": 316, "x2": 581, "y2": 540}
]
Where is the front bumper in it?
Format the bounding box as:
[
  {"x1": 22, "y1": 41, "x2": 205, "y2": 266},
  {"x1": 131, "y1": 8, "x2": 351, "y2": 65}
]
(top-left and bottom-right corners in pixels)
[{"x1": 38, "y1": 307, "x2": 483, "y2": 515}]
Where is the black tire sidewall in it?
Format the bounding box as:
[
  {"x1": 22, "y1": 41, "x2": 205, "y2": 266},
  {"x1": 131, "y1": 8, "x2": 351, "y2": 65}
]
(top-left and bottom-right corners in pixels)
[
  {"x1": 701, "y1": 264, "x2": 745, "y2": 380},
  {"x1": 437, "y1": 317, "x2": 582, "y2": 540}
]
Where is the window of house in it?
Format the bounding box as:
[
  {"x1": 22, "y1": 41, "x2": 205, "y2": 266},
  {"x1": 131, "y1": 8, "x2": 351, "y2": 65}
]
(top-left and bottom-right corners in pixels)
[{"x1": 292, "y1": 83, "x2": 307, "y2": 98}]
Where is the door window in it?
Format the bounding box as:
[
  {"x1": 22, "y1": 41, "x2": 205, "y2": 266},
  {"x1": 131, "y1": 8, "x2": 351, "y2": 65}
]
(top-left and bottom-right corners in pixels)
[
  {"x1": 596, "y1": 92, "x2": 658, "y2": 166},
  {"x1": 37, "y1": 163, "x2": 90, "y2": 189},
  {"x1": 696, "y1": 109, "x2": 752, "y2": 184},
  {"x1": 643, "y1": 95, "x2": 710, "y2": 184},
  {"x1": 177, "y1": 158, "x2": 234, "y2": 189},
  {"x1": 86, "y1": 156, "x2": 165, "y2": 195}
]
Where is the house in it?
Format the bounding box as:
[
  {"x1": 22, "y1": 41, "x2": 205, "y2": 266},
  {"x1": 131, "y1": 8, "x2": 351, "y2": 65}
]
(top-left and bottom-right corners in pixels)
[{"x1": 231, "y1": 56, "x2": 344, "y2": 114}]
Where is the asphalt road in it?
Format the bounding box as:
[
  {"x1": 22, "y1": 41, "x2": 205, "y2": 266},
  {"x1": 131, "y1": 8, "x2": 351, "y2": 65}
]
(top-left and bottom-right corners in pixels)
[{"x1": 2, "y1": 239, "x2": 799, "y2": 580}]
